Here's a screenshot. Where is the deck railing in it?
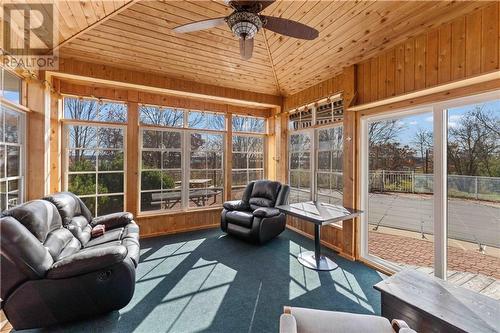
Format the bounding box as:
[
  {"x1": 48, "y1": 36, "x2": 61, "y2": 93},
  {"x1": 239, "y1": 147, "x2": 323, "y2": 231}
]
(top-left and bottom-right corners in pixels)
[{"x1": 369, "y1": 170, "x2": 500, "y2": 202}]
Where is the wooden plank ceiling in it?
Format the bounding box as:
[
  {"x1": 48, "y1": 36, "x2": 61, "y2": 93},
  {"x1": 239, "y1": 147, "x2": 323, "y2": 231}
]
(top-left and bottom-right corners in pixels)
[{"x1": 58, "y1": 0, "x2": 493, "y2": 96}]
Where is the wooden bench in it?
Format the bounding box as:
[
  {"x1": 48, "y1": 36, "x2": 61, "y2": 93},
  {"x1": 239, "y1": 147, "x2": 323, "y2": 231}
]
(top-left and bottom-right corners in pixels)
[{"x1": 374, "y1": 269, "x2": 500, "y2": 333}]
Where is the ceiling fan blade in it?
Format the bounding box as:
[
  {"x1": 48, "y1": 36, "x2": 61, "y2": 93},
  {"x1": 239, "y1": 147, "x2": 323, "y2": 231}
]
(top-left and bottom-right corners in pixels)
[
  {"x1": 262, "y1": 16, "x2": 319, "y2": 40},
  {"x1": 173, "y1": 17, "x2": 226, "y2": 33},
  {"x1": 239, "y1": 38, "x2": 254, "y2": 60}
]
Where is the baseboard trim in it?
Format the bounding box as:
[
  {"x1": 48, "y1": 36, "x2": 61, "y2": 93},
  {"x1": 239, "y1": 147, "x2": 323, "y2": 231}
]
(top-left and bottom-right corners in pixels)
[{"x1": 140, "y1": 224, "x2": 220, "y2": 239}]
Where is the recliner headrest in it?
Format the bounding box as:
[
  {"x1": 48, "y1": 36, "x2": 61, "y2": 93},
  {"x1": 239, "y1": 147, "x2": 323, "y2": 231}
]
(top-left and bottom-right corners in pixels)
[
  {"x1": 2, "y1": 200, "x2": 62, "y2": 243},
  {"x1": 251, "y1": 180, "x2": 281, "y2": 201},
  {"x1": 43, "y1": 192, "x2": 93, "y2": 225}
]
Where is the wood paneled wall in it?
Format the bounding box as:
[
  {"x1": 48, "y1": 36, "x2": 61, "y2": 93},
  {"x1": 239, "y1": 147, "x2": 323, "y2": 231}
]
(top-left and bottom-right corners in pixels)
[{"x1": 356, "y1": 2, "x2": 499, "y2": 105}]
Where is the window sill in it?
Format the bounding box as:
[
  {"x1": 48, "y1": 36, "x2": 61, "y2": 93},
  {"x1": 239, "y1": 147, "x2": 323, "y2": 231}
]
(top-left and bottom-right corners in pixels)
[{"x1": 137, "y1": 205, "x2": 223, "y2": 218}]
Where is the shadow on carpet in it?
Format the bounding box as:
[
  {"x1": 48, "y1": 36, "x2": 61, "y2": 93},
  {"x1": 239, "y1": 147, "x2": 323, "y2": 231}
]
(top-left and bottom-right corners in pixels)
[{"x1": 16, "y1": 229, "x2": 385, "y2": 333}]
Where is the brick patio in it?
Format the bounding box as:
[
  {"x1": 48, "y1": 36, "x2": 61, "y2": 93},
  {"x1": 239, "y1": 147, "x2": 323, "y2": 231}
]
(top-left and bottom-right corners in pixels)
[{"x1": 369, "y1": 231, "x2": 500, "y2": 280}]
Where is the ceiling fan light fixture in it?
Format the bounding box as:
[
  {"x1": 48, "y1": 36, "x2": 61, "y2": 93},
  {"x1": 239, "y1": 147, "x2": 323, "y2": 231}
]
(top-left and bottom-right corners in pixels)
[{"x1": 226, "y1": 11, "x2": 262, "y2": 39}]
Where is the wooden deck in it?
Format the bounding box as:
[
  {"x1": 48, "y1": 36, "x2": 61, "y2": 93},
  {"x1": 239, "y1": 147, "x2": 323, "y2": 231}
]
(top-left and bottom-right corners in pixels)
[{"x1": 412, "y1": 266, "x2": 500, "y2": 300}]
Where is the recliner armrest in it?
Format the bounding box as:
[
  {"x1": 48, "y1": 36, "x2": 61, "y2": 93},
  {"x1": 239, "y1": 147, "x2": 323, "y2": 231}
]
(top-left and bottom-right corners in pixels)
[
  {"x1": 47, "y1": 245, "x2": 128, "y2": 279},
  {"x1": 91, "y1": 212, "x2": 133, "y2": 229},
  {"x1": 223, "y1": 200, "x2": 249, "y2": 211},
  {"x1": 253, "y1": 207, "x2": 280, "y2": 218}
]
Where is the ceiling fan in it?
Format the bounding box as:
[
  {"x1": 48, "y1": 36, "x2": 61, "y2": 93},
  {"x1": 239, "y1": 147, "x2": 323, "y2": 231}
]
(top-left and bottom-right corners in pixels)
[{"x1": 173, "y1": 0, "x2": 319, "y2": 60}]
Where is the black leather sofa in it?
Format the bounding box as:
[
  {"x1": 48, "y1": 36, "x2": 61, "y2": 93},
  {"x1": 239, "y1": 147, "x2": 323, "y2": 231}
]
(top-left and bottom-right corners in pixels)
[
  {"x1": 0, "y1": 192, "x2": 140, "y2": 330},
  {"x1": 221, "y1": 180, "x2": 290, "y2": 243}
]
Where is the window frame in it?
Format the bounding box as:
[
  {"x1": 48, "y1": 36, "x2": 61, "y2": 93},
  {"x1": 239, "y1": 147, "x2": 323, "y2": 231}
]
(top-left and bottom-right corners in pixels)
[{"x1": 0, "y1": 104, "x2": 26, "y2": 211}]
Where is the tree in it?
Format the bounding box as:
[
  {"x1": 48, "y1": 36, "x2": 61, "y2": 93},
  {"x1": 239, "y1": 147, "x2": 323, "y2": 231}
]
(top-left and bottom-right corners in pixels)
[
  {"x1": 412, "y1": 128, "x2": 433, "y2": 173},
  {"x1": 448, "y1": 105, "x2": 499, "y2": 177}
]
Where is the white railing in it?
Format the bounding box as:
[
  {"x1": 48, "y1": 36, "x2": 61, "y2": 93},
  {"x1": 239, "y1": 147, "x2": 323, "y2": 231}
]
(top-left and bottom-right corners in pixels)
[{"x1": 369, "y1": 171, "x2": 500, "y2": 202}]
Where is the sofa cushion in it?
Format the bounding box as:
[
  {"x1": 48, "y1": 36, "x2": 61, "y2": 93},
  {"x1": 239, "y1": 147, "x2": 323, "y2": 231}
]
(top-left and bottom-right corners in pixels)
[
  {"x1": 3, "y1": 200, "x2": 63, "y2": 243},
  {"x1": 226, "y1": 210, "x2": 254, "y2": 228}
]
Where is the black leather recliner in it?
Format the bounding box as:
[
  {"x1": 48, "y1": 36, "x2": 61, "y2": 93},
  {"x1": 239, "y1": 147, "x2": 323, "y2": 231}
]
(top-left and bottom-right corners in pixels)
[
  {"x1": 221, "y1": 180, "x2": 290, "y2": 243},
  {"x1": 0, "y1": 192, "x2": 140, "y2": 330}
]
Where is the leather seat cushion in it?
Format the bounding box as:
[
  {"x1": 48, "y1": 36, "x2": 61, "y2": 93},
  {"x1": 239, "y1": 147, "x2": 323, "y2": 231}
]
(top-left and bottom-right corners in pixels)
[
  {"x1": 85, "y1": 221, "x2": 140, "y2": 267},
  {"x1": 249, "y1": 180, "x2": 281, "y2": 209},
  {"x1": 226, "y1": 211, "x2": 254, "y2": 228}
]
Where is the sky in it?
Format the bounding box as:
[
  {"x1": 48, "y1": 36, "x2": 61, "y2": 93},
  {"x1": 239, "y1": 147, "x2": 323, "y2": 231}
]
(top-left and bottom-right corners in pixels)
[{"x1": 386, "y1": 99, "x2": 500, "y2": 146}]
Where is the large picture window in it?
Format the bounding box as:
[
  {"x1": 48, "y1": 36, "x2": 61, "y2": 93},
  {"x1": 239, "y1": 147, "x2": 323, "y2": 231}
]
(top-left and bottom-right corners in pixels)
[
  {"x1": 138, "y1": 104, "x2": 227, "y2": 213},
  {"x1": 63, "y1": 97, "x2": 127, "y2": 216},
  {"x1": 0, "y1": 105, "x2": 25, "y2": 210},
  {"x1": 289, "y1": 132, "x2": 312, "y2": 203}
]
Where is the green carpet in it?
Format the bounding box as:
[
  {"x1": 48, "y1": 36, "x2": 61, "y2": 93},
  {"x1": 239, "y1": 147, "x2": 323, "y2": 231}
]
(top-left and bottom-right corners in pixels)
[{"x1": 18, "y1": 228, "x2": 385, "y2": 333}]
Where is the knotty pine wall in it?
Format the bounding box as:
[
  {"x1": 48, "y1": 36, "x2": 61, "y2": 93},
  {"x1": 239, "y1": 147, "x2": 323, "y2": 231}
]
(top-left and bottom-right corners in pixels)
[
  {"x1": 282, "y1": 3, "x2": 499, "y2": 261},
  {"x1": 356, "y1": 2, "x2": 499, "y2": 105}
]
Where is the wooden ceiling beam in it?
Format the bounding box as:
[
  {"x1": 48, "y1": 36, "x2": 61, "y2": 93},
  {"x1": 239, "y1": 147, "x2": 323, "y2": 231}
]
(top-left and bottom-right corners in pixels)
[{"x1": 50, "y1": 58, "x2": 282, "y2": 108}]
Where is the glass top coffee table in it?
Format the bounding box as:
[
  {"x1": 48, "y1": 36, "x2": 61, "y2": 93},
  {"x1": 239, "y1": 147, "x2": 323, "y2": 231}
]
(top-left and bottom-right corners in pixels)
[{"x1": 276, "y1": 201, "x2": 363, "y2": 271}]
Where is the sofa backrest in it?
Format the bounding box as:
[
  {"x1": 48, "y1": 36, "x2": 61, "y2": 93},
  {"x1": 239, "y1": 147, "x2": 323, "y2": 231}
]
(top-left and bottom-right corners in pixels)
[
  {"x1": 0, "y1": 199, "x2": 82, "y2": 300},
  {"x1": 43, "y1": 192, "x2": 93, "y2": 246},
  {"x1": 248, "y1": 180, "x2": 282, "y2": 210}
]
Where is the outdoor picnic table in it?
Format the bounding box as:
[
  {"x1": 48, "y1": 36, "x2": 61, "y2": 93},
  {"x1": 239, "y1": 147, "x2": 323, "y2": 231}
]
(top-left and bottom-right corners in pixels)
[{"x1": 151, "y1": 186, "x2": 221, "y2": 208}]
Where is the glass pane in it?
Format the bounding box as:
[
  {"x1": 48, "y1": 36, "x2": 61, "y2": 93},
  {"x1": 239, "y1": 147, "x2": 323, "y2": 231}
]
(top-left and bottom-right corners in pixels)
[
  {"x1": 97, "y1": 102, "x2": 127, "y2": 123},
  {"x1": 190, "y1": 152, "x2": 206, "y2": 169},
  {"x1": 163, "y1": 170, "x2": 181, "y2": 189},
  {"x1": 188, "y1": 111, "x2": 225, "y2": 130},
  {"x1": 233, "y1": 152, "x2": 247, "y2": 169},
  {"x1": 69, "y1": 150, "x2": 96, "y2": 172},
  {"x1": 299, "y1": 152, "x2": 310, "y2": 169},
  {"x1": 232, "y1": 170, "x2": 247, "y2": 186},
  {"x1": 81, "y1": 197, "x2": 96, "y2": 216},
  {"x1": 249, "y1": 170, "x2": 263, "y2": 181},
  {"x1": 68, "y1": 173, "x2": 96, "y2": 195},
  {"x1": 141, "y1": 171, "x2": 162, "y2": 191},
  {"x1": 64, "y1": 97, "x2": 98, "y2": 121},
  {"x1": 6, "y1": 146, "x2": 19, "y2": 177},
  {"x1": 98, "y1": 127, "x2": 124, "y2": 148},
  {"x1": 289, "y1": 171, "x2": 300, "y2": 188},
  {"x1": 232, "y1": 136, "x2": 248, "y2": 152},
  {"x1": 4, "y1": 110, "x2": 19, "y2": 143},
  {"x1": 207, "y1": 152, "x2": 222, "y2": 169},
  {"x1": 69, "y1": 125, "x2": 96, "y2": 148},
  {"x1": 98, "y1": 150, "x2": 123, "y2": 171},
  {"x1": 317, "y1": 151, "x2": 331, "y2": 170},
  {"x1": 163, "y1": 108, "x2": 184, "y2": 127},
  {"x1": 142, "y1": 151, "x2": 161, "y2": 170},
  {"x1": 163, "y1": 151, "x2": 181, "y2": 169},
  {"x1": 142, "y1": 130, "x2": 162, "y2": 149},
  {"x1": 232, "y1": 115, "x2": 265, "y2": 133},
  {"x1": 0, "y1": 146, "x2": 5, "y2": 179},
  {"x1": 3, "y1": 71, "x2": 21, "y2": 104},
  {"x1": 447, "y1": 100, "x2": 500, "y2": 285},
  {"x1": 0, "y1": 181, "x2": 5, "y2": 211},
  {"x1": 163, "y1": 132, "x2": 181, "y2": 149},
  {"x1": 97, "y1": 195, "x2": 124, "y2": 216},
  {"x1": 98, "y1": 173, "x2": 124, "y2": 194},
  {"x1": 367, "y1": 113, "x2": 434, "y2": 271},
  {"x1": 139, "y1": 105, "x2": 162, "y2": 125},
  {"x1": 248, "y1": 153, "x2": 263, "y2": 169}
]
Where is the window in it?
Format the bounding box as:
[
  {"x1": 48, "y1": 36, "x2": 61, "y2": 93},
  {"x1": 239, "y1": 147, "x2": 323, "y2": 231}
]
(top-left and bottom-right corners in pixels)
[
  {"x1": 140, "y1": 129, "x2": 183, "y2": 212},
  {"x1": 63, "y1": 97, "x2": 127, "y2": 216},
  {"x1": 138, "y1": 104, "x2": 227, "y2": 213},
  {"x1": 189, "y1": 132, "x2": 224, "y2": 207},
  {"x1": 316, "y1": 126, "x2": 343, "y2": 205},
  {"x1": 64, "y1": 96, "x2": 127, "y2": 123},
  {"x1": 1, "y1": 70, "x2": 22, "y2": 105},
  {"x1": 232, "y1": 135, "x2": 264, "y2": 199},
  {"x1": 289, "y1": 132, "x2": 312, "y2": 203},
  {"x1": 0, "y1": 105, "x2": 25, "y2": 211}
]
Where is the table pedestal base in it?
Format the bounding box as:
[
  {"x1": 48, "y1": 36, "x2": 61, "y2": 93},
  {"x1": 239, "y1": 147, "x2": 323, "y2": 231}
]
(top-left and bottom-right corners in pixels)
[{"x1": 297, "y1": 251, "x2": 338, "y2": 271}]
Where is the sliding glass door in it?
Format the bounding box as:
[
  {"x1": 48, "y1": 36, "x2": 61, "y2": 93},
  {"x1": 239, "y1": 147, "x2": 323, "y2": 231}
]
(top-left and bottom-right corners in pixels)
[
  {"x1": 361, "y1": 92, "x2": 500, "y2": 290},
  {"x1": 363, "y1": 110, "x2": 435, "y2": 271}
]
